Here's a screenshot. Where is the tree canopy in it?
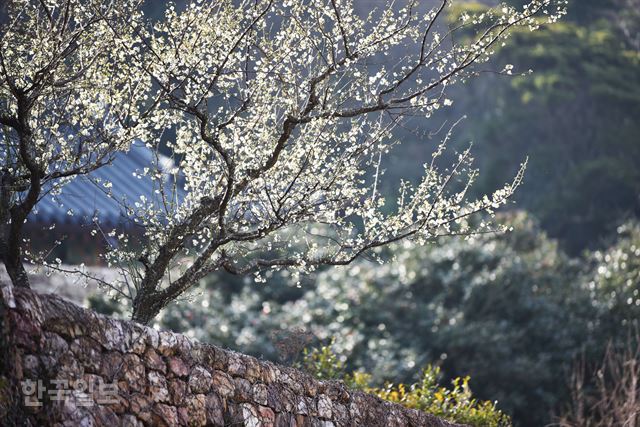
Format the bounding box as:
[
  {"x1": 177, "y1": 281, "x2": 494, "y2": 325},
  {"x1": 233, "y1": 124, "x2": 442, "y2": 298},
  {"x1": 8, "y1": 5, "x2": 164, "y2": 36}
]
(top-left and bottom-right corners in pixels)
[{"x1": 1, "y1": 0, "x2": 567, "y2": 323}]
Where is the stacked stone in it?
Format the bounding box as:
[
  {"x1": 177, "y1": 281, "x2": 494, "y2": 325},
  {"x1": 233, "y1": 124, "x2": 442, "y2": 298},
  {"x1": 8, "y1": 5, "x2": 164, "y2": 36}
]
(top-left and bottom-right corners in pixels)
[{"x1": 0, "y1": 286, "x2": 462, "y2": 427}]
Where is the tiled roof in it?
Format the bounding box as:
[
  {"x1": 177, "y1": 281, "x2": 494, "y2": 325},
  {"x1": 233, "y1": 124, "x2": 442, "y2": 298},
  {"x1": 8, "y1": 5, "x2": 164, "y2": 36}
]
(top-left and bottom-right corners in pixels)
[{"x1": 29, "y1": 142, "x2": 184, "y2": 228}]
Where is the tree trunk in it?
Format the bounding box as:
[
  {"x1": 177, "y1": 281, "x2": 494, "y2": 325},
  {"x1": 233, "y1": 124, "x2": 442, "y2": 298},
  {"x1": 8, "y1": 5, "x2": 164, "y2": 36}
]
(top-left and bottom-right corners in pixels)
[
  {"x1": 0, "y1": 170, "x2": 32, "y2": 289},
  {"x1": 131, "y1": 291, "x2": 166, "y2": 325},
  {"x1": 2, "y1": 251, "x2": 29, "y2": 288},
  {"x1": 0, "y1": 218, "x2": 30, "y2": 289}
]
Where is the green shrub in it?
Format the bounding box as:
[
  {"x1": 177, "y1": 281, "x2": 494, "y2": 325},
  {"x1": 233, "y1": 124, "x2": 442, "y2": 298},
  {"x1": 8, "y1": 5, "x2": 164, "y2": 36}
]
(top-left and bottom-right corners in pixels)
[{"x1": 301, "y1": 341, "x2": 511, "y2": 427}]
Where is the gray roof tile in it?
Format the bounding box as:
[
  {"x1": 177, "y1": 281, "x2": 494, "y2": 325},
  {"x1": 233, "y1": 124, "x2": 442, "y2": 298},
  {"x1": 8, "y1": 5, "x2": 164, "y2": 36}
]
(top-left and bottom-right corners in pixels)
[{"x1": 29, "y1": 142, "x2": 184, "y2": 228}]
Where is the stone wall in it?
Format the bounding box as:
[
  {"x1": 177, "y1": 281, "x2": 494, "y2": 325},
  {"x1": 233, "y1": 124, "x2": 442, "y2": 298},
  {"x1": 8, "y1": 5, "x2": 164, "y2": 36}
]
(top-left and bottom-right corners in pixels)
[{"x1": 0, "y1": 285, "x2": 462, "y2": 427}]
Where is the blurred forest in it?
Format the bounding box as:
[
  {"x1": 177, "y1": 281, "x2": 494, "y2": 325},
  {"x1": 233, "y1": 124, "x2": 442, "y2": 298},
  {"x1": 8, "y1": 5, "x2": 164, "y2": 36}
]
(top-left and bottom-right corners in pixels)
[{"x1": 88, "y1": 0, "x2": 640, "y2": 426}]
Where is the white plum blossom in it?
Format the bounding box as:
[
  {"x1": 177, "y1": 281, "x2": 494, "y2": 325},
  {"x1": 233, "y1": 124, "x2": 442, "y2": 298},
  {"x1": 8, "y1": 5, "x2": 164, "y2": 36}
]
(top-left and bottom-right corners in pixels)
[
  {"x1": 1, "y1": 0, "x2": 567, "y2": 323},
  {"x1": 116, "y1": 0, "x2": 565, "y2": 323}
]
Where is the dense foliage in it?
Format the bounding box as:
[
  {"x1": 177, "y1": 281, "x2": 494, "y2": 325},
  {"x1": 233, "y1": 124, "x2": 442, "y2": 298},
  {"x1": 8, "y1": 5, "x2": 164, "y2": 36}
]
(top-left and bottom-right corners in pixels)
[
  {"x1": 469, "y1": 21, "x2": 640, "y2": 253},
  {"x1": 300, "y1": 342, "x2": 511, "y2": 427},
  {"x1": 457, "y1": 1, "x2": 640, "y2": 253},
  {"x1": 263, "y1": 212, "x2": 590, "y2": 425}
]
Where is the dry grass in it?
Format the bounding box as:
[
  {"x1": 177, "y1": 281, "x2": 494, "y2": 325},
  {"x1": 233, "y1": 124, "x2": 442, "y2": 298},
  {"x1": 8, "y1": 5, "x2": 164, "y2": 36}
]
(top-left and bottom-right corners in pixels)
[{"x1": 556, "y1": 337, "x2": 640, "y2": 427}]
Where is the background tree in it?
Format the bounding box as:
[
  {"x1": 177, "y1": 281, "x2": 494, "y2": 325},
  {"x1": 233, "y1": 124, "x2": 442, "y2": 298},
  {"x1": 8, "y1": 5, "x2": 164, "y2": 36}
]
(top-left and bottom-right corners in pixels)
[
  {"x1": 267, "y1": 213, "x2": 591, "y2": 426},
  {"x1": 88, "y1": 0, "x2": 566, "y2": 324},
  {"x1": 0, "y1": 0, "x2": 152, "y2": 287}
]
